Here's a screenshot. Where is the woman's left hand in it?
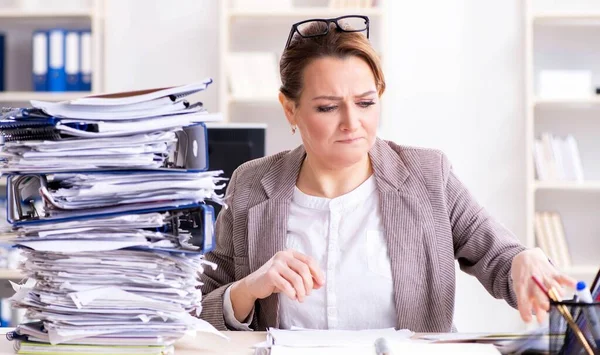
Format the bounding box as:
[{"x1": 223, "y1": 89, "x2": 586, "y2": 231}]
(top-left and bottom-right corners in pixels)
[{"x1": 511, "y1": 247, "x2": 577, "y2": 323}]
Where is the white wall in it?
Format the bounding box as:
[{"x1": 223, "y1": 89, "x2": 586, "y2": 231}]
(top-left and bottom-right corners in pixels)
[
  {"x1": 103, "y1": 0, "x2": 527, "y2": 332},
  {"x1": 381, "y1": 0, "x2": 526, "y2": 332},
  {"x1": 103, "y1": 0, "x2": 219, "y2": 111}
]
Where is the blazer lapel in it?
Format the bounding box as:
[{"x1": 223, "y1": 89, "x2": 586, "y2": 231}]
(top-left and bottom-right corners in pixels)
[
  {"x1": 247, "y1": 146, "x2": 305, "y2": 329},
  {"x1": 370, "y1": 139, "x2": 426, "y2": 330}
]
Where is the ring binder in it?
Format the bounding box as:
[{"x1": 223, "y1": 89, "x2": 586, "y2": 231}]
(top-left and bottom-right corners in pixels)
[
  {"x1": 0, "y1": 122, "x2": 209, "y2": 173},
  {"x1": 6, "y1": 171, "x2": 223, "y2": 226}
]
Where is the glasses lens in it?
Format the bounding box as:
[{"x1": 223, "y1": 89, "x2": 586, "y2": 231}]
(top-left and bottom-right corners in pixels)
[
  {"x1": 337, "y1": 16, "x2": 368, "y2": 31},
  {"x1": 296, "y1": 20, "x2": 329, "y2": 36}
]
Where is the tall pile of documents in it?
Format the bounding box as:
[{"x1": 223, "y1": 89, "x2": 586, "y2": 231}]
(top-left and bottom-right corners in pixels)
[{"x1": 1, "y1": 79, "x2": 226, "y2": 354}]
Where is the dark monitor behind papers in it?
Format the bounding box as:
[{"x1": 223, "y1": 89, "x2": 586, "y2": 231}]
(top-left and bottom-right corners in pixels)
[{"x1": 205, "y1": 123, "x2": 266, "y2": 216}]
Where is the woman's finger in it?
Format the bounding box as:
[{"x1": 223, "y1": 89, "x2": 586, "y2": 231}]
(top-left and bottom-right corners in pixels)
[
  {"x1": 292, "y1": 250, "x2": 326, "y2": 286},
  {"x1": 278, "y1": 265, "x2": 307, "y2": 302},
  {"x1": 272, "y1": 273, "x2": 297, "y2": 300},
  {"x1": 554, "y1": 274, "x2": 577, "y2": 289},
  {"x1": 516, "y1": 282, "x2": 533, "y2": 322},
  {"x1": 287, "y1": 257, "x2": 314, "y2": 296},
  {"x1": 532, "y1": 279, "x2": 551, "y2": 323},
  {"x1": 547, "y1": 277, "x2": 565, "y2": 299}
]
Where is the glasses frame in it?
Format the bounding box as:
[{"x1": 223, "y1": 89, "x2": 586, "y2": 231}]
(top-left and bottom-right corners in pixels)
[{"x1": 284, "y1": 15, "x2": 370, "y2": 50}]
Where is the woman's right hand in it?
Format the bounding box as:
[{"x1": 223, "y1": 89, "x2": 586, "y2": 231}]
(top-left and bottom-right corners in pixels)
[{"x1": 239, "y1": 249, "x2": 326, "y2": 303}]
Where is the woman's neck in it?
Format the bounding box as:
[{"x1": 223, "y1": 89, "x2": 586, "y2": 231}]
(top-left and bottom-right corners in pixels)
[{"x1": 296, "y1": 154, "x2": 373, "y2": 199}]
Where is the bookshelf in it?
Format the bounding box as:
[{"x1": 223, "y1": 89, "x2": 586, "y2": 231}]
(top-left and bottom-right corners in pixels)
[
  {"x1": 525, "y1": 0, "x2": 600, "y2": 282},
  {"x1": 0, "y1": 0, "x2": 105, "y2": 104},
  {"x1": 227, "y1": 7, "x2": 384, "y2": 18},
  {"x1": 218, "y1": 0, "x2": 386, "y2": 155},
  {"x1": 0, "y1": 9, "x2": 92, "y2": 18}
]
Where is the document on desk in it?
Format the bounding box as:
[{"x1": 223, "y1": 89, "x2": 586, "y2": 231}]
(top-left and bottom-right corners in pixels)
[
  {"x1": 268, "y1": 328, "x2": 412, "y2": 348},
  {"x1": 266, "y1": 328, "x2": 501, "y2": 355},
  {"x1": 269, "y1": 341, "x2": 502, "y2": 355}
]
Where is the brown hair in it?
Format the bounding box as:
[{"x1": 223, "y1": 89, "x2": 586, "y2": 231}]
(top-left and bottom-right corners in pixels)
[{"x1": 279, "y1": 22, "x2": 385, "y2": 103}]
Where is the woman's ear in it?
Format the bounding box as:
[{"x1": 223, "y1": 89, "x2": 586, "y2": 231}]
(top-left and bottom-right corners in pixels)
[{"x1": 279, "y1": 92, "x2": 297, "y2": 126}]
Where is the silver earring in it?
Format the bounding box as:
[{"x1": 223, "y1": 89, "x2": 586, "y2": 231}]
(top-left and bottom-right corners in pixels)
[{"x1": 291, "y1": 125, "x2": 297, "y2": 135}]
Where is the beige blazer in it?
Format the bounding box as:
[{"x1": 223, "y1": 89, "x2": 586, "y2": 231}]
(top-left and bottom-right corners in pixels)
[{"x1": 199, "y1": 138, "x2": 525, "y2": 332}]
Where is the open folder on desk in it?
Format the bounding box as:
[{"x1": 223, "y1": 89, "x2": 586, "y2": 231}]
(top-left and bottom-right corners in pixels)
[{"x1": 263, "y1": 328, "x2": 501, "y2": 355}]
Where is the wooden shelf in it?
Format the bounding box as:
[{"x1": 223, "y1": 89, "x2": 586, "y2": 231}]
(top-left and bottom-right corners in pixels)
[
  {"x1": 0, "y1": 9, "x2": 92, "y2": 19},
  {"x1": 228, "y1": 7, "x2": 383, "y2": 18},
  {"x1": 0, "y1": 91, "x2": 92, "y2": 103},
  {"x1": 564, "y1": 265, "x2": 599, "y2": 275},
  {"x1": 534, "y1": 97, "x2": 600, "y2": 108},
  {"x1": 533, "y1": 11, "x2": 600, "y2": 25},
  {"x1": 535, "y1": 181, "x2": 600, "y2": 191},
  {"x1": 228, "y1": 96, "x2": 280, "y2": 105},
  {"x1": 0, "y1": 269, "x2": 24, "y2": 280}
]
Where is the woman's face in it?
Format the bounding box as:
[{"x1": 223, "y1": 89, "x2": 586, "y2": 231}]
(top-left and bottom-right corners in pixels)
[{"x1": 281, "y1": 56, "x2": 380, "y2": 168}]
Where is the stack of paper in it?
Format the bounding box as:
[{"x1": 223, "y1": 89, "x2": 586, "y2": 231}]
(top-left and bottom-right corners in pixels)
[
  {"x1": 9, "y1": 212, "x2": 210, "y2": 252},
  {"x1": 3, "y1": 83, "x2": 226, "y2": 354},
  {"x1": 39, "y1": 171, "x2": 225, "y2": 217},
  {"x1": 0, "y1": 78, "x2": 221, "y2": 172}
]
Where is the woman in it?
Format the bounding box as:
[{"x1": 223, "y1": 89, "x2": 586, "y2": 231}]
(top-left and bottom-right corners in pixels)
[{"x1": 200, "y1": 16, "x2": 574, "y2": 332}]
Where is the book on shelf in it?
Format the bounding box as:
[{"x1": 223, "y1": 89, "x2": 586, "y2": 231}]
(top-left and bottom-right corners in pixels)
[
  {"x1": 534, "y1": 133, "x2": 584, "y2": 182},
  {"x1": 534, "y1": 211, "x2": 571, "y2": 269},
  {"x1": 329, "y1": 0, "x2": 376, "y2": 8},
  {"x1": 231, "y1": 0, "x2": 292, "y2": 11},
  {"x1": 32, "y1": 28, "x2": 92, "y2": 93}
]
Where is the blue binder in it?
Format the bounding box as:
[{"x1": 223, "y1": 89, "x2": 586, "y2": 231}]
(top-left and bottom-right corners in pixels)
[
  {"x1": 32, "y1": 30, "x2": 48, "y2": 91},
  {"x1": 0, "y1": 33, "x2": 5, "y2": 92},
  {"x1": 79, "y1": 29, "x2": 92, "y2": 91},
  {"x1": 47, "y1": 29, "x2": 66, "y2": 92},
  {"x1": 65, "y1": 30, "x2": 80, "y2": 91}
]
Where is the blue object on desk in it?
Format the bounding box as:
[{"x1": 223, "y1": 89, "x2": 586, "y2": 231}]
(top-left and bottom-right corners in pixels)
[
  {"x1": 576, "y1": 281, "x2": 600, "y2": 349},
  {"x1": 0, "y1": 300, "x2": 10, "y2": 327}
]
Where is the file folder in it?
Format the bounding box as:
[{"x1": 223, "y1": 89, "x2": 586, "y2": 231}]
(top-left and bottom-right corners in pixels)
[
  {"x1": 80, "y1": 30, "x2": 92, "y2": 91},
  {"x1": 0, "y1": 119, "x2": 209, "y2": 171},
  {"x1": 65, "y1": 30, "x2": 80, "y2": 91},
  {"x1": 47, "y1": 29, "x2": 66, "y2": 92},
  {"x1": 6, "y1": 172, "x2": 218, "y2": 226},
  {"x1": 32, "y1": 31, "x2": 48, "y2": 92}
]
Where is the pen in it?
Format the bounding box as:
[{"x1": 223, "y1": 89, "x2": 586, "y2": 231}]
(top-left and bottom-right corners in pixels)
[
  {"x1": 532, "y1": 276, "x2": 595, "y2": 355},
  {"x1": 374, "y1": 337, "x2": 392, "y2": 355},
  {"x1": 576, "y1": 281, "x2": 600, "y2": 349}
]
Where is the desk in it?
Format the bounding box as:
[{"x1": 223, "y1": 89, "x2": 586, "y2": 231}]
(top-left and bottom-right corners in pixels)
[
  {"x1": 0, "y1": 331, "x2": 511, "y2": 354},
  {"x1": 0, "y1": 331, "x2": 266, "y2": 355}
]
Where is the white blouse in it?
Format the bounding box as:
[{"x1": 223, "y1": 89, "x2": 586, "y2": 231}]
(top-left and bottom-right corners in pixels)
[{"x1": 224, "y1": 175, "x2": 397, "y2": 330}]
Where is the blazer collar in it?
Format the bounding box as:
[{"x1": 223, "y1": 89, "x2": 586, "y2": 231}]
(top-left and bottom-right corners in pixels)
[
  {"x1": 260, "y1": 145, "x2": 306, "y2": 200},
  {"x1": 368, "y1": 138, "x2": 410, "y2": 193},
  {"x1": 259, "y1": 138, "x2": 410, "y2": 199}
]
